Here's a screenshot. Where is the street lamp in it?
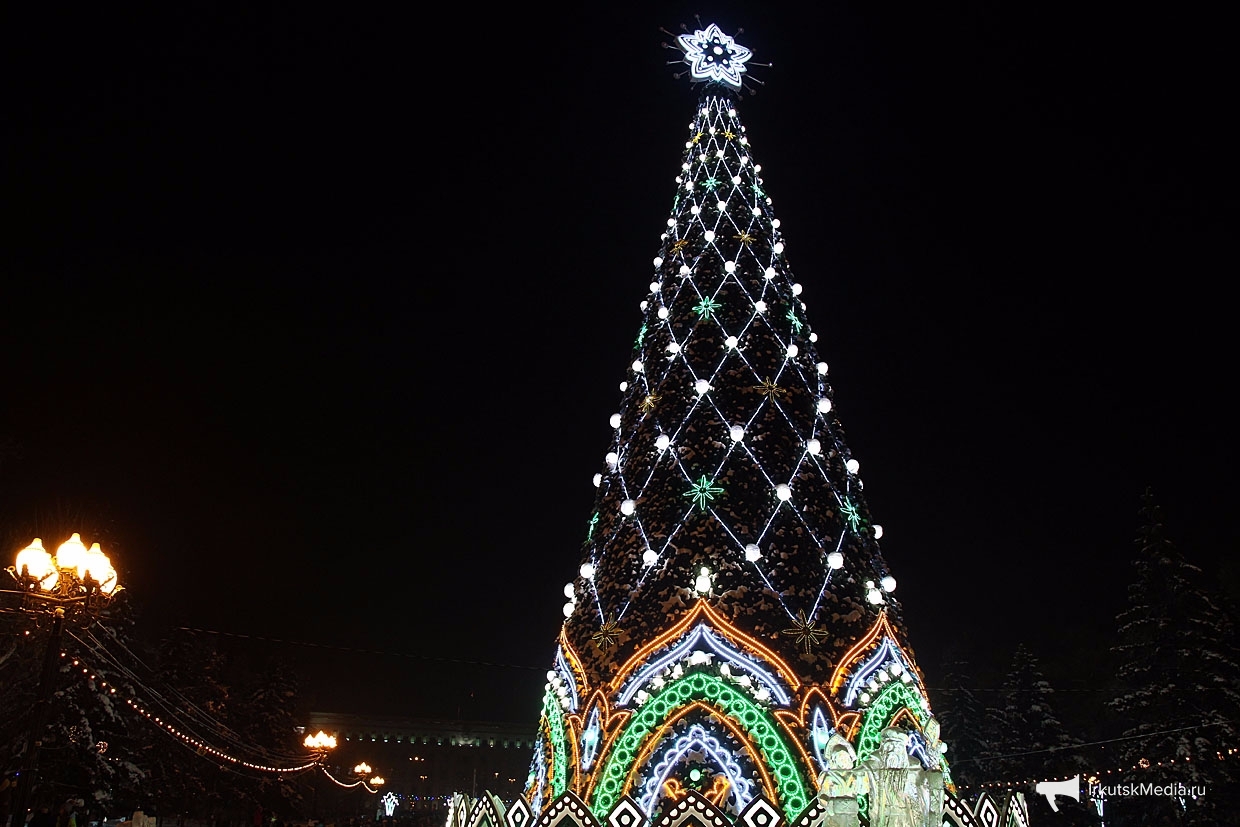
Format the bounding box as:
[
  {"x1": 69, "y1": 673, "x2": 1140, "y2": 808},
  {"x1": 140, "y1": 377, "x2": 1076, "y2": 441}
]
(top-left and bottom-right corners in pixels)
[
  {"x1": 5, "y1": 534, "x2": 122, "y2": 826},
  {"x1": 304, "y1": 730, "x2": 338, "y2": 754}
]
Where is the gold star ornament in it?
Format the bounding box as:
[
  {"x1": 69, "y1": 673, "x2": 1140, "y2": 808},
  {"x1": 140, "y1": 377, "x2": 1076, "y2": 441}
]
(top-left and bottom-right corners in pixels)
[
  {"x1": 592, "y1": 618, "x2": 624, "y2": 651},
  {"x1": 782, "y1": 609, "x2": 828, "y2": 654}
]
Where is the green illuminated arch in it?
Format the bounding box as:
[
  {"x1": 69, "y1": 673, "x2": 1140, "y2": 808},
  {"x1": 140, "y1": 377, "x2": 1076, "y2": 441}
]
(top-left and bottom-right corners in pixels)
[
  {"x1": 854, "y1": 682, "x2": 928, "y2": 762},
  {"x1": 590, "y1": 673, "x2": 810, "y2": 819},
  {"x1": 540, "y1": 688, "x2": 570, "y2": 797}
]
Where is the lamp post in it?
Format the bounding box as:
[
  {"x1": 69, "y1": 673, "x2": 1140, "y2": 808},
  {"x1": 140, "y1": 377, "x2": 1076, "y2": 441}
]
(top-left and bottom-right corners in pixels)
[
  {"x1": 5, "y1": 534, "x2": 121, "y2": 826},
  {"x1": 304, "y1": 731, "x2": 337, "y2": 821}
]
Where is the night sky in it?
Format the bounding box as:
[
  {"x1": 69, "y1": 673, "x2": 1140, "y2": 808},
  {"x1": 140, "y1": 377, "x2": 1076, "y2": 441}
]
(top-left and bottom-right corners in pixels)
[{"x1": 4, "y1": 2, "x2": 1236, "y2": 724}]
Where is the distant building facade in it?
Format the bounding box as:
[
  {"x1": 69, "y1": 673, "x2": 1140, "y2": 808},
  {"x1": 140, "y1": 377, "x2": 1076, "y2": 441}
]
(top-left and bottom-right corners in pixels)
[{"x1": 305, "y1": 713, "x2": 534, "y2": 802}]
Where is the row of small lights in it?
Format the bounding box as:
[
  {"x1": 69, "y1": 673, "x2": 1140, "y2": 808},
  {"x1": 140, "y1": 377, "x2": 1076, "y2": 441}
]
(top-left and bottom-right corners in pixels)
[
  {"x1": 66, "y1": 651, "x2": 321, "y2": 773},
  {"x1": 962, "y1": 747, "x2": 1240, "y2": 793}
]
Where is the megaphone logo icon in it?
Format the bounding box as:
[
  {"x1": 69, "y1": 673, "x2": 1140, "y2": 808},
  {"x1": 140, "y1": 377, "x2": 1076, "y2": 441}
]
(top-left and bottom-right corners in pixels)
[{"x1": 1034, "y1": 776, "x2": 1080, "y2": 812}]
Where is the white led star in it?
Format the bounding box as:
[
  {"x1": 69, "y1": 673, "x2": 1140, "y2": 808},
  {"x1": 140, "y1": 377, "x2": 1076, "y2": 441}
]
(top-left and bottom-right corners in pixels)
[{"x1": 676, "y1": 24, "x2": 752, "y2": 89}]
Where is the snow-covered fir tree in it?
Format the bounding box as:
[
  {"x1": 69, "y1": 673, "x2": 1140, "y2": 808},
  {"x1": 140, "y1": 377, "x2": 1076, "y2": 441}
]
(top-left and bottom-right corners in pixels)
[
  {"x1": 932, "y1": 660, "x2": 992, "y2": 791},
  {"x1": 1108, "y1": 491, "x2": 1240, "y2": 825}
]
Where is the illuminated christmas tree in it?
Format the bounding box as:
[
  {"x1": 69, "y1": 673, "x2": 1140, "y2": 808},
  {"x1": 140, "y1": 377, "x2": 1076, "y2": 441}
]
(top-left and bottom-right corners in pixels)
[{"x1": 475, "y1": 25, "x2": 1025, "y2": 827}]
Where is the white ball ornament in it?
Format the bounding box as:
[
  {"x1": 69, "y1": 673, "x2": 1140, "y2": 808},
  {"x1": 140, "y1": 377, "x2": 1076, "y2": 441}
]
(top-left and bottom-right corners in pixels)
[
  {"x1": 667, "y1": 342, "x2": 681, "y2": 354},
  {"x1": 649, "y1": 281, "x2": 661, "y2": 292},
  {"x1": 620, "y1": 499, "x2": 636, "y2": 516},
  {"x1": 632, "y1": 359, "x2": 644, "y2": 373},
  {"x1": 642, "y1": 550, "x2": 658, "y2": 566},
  {"x1": 593, "y1": 473, "x2": 602, "y2": 488},
  {"x1": 658, "y1": 307, "x2": 669, "y2": 319},
  {"x1": 807, "y1": 439, "x2": 822, "y2": 455},
  {"x1": 563, "y1": 602, "x2": 575, "y2": 618},
  {"x1": 809, "y1": 332, "x2": 818, "y2": 342},
  {"x1": 724, "y1": 261, "x2": 736, "y2": 273},
  {"x1": 694, "y1": 567, "x2": 712, "y2": 594},
  {"x1": 655, "y1": 434, "x2": 671, "y2": 450},
  {"x1": 606, "y1": 451, "x2": 619, "y2": 467},
  {"x1": 610, "y1": 413, "x2": 622, "y2": 428},
  {"x1": 725, "y1": 335, "x2": 739, "y2": 349},
  {"x1": 754, "y1": 300, "x2": 767, "y2": 313},
  {"x1": 867, "y1": 588, "x2": 884, "y2": 605},
  {"x1": 653, "y1": 257, "x2": 663, "y2": 267},
  {"x1": 695, "y1": 379, "x2": 711, "y2": 395},
  {"x1": 787, "y1": 344, "x2": 798, "y2": 358},
  {"x1": 563, "y1": 583, "x2": 575, "y2": 599},
  {"x1": 764, "y1": 267, "x2": 776, "y2": 279},
  {"x1": 827, "y1": 551, "x2": 844, "y2": 570},
  {"x1": 792, "y1": 283, "x2": 803, "y2": 296},
  {"x1": 881, "y1": 575, "x2": 897, "y2": 593},
  {"x1": 640, "y1": 301, "x2": 648, "y2": 311},
  {"x1": 620, "y1": 381, "x2": 628, "y2": 391},
  {"x1": 704, "y1": 230, "x2": 716, "y2": 242},
  {"x1": 716, "y1": 201, "x2": 727, "y2": 211},
  {"x1": 817, "y1": 398, "x2": 833, "y2": 414},
  {"x1": 679, "y1": 264, "x2": 691, "y2": 274},
  {"x1": 730, "y1": 425, "x2": 745, "y2": 442},
  {"x1": 776, "y1": 484, "x2": 792, "y2": 501},
  {"x1": 744, "y1": 544, "x2": 762, "y2": 562},
  {"x1": 580, "y1": 563, "x2": 595, "y2": 580},
  {"x1": 873, "y1": 524, "x2": 883, "y2": 539},
  {"x1": 846, "y1": 458, "x2": 860, "y2": 474},
  {"x1": 773, "y1": 242, "x2": 785, "y2": 254},
  {"x1": 817, "y1": 362, "x2": 829, "y2": 375},
  {"x1": 772, "y1": 219, "x2": 780, "y2": 228}
]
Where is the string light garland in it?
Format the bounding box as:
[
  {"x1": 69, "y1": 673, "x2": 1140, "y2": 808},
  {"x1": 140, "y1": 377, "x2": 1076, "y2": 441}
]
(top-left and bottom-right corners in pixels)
[
  {"x1": 61, "y1": 636, "x2": 322, "y2": 774},
  {"x1": 957, "y1": 722, "x2": 1239, "y2": 793}
]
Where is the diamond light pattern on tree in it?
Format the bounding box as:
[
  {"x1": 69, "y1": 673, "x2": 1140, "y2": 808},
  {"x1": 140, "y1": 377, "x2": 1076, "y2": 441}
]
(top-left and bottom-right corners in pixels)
[{"x1": 566, "y1": 93, "x2": 896, "y2": 688}]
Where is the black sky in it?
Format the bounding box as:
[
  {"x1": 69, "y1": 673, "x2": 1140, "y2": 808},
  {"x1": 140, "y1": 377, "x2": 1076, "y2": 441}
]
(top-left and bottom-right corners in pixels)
[{"x1": 3, "y1": 2, "x2": 1236, "y2": 723}]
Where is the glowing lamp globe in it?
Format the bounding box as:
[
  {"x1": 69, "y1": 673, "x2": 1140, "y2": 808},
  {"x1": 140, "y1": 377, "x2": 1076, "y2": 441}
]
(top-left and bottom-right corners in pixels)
[
  {"x1": 620, "y1": 499, "x2": 636, "y2": 516},
  {"x1": 744, "y1": 544, "x2": 762, "y2": 562},
  {"x1": 56, "y1": 533, "x2": 88, "y2": 573},
  {"x1": 655, "y1": 434, "x2": 671, "y2": 450},
  {"x1": 610, "y1": 413, "x2": 622, "y2": 428},
  {"x1": 817, "y1": 398, "x2": 833, "y2": 414},
  {"x1": 563, "y1": 583, "x2": 575, "y2": 599},
  {"x1": 807, "y1": 439, "x2": 822, "y2": 455},
  {"x1": 580, "y1": 563, "x2": 596, "y2": 580},
  {"x1": 15, "y1": 538, "x2": 57, "y2": 591},
  {"x1": 81, "y1": 544, "x2": 118, "y2": 594},
  {"x1": 562, "y1": 602, "x2": 575, "y2": 618},
  {"x1": 827, "y1": 551, "x2": 844, "y2": 570},
  {"x1": 873, "y1": 524, "x2": 883, "y2": 539},
  {"x1": 881, "y1": 575, "x2": 897, "y2": 593},
  {"x1": 729, "y1": 425, "x2": 745, "y2": 442},
  {"x1": 642, "y1": 550, "x2": 658, "y2": 566},
  {"x1": 775, "y1": 484, "x2": 792, "y2": 502},
  {"x1": 693, "y1": 567, "x2": 712, "y2": 594},
  {"x1": 845, "y1": 458, "x2": 860, "y2": 474}
]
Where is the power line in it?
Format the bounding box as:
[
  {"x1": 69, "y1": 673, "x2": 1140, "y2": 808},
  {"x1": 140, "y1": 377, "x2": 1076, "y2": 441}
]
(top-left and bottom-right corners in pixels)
[{"x1": 173, "y1": 626, "x2": 546, "y2": 672}]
